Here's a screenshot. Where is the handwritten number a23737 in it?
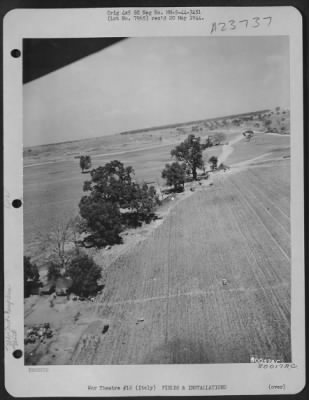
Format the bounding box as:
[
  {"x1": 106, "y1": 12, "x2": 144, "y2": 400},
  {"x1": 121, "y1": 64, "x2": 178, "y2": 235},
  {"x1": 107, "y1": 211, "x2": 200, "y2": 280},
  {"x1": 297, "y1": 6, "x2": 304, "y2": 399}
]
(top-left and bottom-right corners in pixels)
[{"x1": 210, "y1": 16, "x2": 272, "y2": 34}]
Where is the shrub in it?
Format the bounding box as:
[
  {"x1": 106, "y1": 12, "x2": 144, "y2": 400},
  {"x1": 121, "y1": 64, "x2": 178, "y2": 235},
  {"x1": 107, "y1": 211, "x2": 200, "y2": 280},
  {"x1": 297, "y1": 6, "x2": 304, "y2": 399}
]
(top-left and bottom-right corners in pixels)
[
  {"x1": 209, "y1": 156, "x2": 218, "y2": 170},
  {"x1": 162, "y1": 162, "x2": 186, "y2": 192},
  {"x1": 47, "y1": 261, "x2": 62, "y2": 282},
  {"x1": 80, "y1": 155, "x2": 92, "y2": 173}
]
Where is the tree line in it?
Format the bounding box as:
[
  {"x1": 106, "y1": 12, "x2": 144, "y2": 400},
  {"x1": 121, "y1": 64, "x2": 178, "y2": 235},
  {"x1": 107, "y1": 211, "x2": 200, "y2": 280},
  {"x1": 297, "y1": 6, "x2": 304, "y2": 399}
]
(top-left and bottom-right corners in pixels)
[
  {"x1": 161, "y1": 133, "x2": 220, "y2": 191},
  {"x1": 77, "y1": 133, "x2": 223, "y2": 247}
]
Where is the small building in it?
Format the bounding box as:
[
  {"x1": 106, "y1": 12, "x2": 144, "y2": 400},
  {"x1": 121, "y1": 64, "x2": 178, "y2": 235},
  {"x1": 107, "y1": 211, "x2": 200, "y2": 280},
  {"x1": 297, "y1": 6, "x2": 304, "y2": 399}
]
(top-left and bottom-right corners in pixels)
[
  {"x1": 55, "y1": 277, "x2": 73, "y2": 296},
  {"x1": 39, "y1": 282, "x2": 55, "y2": 296},
  {"x1": 242, "y1": 130, "x2": 254, "y2": 139}
]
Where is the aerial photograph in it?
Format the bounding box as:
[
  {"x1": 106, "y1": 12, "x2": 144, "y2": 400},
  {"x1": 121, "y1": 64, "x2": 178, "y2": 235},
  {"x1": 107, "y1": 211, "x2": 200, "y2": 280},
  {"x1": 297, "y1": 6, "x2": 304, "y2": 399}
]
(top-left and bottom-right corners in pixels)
[{"x1": 23, "y1": 36, "x2": 291, "y2": 365}]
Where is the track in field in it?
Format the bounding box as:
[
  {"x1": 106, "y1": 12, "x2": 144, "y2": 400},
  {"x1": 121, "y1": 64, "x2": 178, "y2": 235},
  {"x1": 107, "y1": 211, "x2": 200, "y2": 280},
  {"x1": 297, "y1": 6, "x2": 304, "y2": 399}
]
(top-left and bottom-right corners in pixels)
[{"x1": 70, "y1": 162, "x2": 290, "y2": 364}]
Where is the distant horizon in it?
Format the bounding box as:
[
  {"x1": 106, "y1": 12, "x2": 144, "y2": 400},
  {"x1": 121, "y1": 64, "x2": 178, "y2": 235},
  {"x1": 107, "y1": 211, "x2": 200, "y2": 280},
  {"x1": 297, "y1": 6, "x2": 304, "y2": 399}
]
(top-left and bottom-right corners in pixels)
[
  {"x1": 23, "y1": 107, "x2": 280, "y2": 149},
  {"x1": 23, "y1": 36, "x2": 289, "y2": 147}
]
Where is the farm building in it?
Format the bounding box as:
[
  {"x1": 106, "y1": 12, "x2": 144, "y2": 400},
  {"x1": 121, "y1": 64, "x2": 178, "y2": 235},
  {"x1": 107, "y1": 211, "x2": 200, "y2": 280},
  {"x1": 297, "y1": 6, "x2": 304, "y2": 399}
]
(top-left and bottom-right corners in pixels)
[
  {"x1": 39, "y1": 282, "x2": 55, "y2": 296},
  {"x1": 207, "y1": 135, "x2": 221, "y2": 146},
  {"x1": 55, "y1": 277, "x2": 73, "y2": 296},
  {"x1": 242, "y1": 130, "x2": 254, "y2": 139}
]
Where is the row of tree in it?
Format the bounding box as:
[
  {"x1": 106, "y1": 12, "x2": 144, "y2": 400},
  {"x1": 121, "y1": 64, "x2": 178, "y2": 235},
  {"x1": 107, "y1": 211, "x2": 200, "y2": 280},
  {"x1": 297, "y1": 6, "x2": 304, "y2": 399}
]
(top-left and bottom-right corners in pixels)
[
  {"x1": 161, "y1": 134, "x2": 219, "y2": 191},
  {"x1": 78, "y1": 134, "x2": 222, "y2": 248},
  {"x1": 78, "y1": 133, "x2": 225, "y2": 175}
]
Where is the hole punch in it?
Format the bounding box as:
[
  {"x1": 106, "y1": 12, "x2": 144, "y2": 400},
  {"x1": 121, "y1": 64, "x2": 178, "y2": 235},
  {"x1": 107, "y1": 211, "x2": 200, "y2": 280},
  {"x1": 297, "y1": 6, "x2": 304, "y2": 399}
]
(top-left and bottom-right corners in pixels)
[
  {"x1": 11, "y1": 49, "x2": 21, "y2": 58},
  {"x1": 12, "y1": 349, "x2": 23, "y2": 359},
  {"x1": 12, "y1": 199, "x2": 22, "y2": 208}
]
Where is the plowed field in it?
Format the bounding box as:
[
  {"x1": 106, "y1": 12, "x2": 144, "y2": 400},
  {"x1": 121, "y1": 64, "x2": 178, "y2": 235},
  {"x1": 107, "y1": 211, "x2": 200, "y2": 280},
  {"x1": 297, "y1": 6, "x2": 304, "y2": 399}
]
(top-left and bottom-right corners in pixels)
[{"x1": 69, "y1": 160, "x2": 290, "y2": 364}]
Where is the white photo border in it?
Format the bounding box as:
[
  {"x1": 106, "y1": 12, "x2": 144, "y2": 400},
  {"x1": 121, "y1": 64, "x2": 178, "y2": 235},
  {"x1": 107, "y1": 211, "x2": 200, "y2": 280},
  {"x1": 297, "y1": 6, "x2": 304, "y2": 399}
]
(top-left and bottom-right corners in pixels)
[{"x1": 3, "y1": 6, "x2": 305, "y2": 397}]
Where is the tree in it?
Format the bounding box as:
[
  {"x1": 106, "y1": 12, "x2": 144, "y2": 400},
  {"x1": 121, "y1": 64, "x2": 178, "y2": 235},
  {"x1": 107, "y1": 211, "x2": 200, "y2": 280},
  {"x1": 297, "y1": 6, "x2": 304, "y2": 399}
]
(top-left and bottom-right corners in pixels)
[
  {"x1": 212, "y1": 132, "x2": 226, "y2": 145},
  {"x1": 24, "y1": 256, "x2": 40, "y2": 282},
  {"x1": 79, "y1": 160, "x2": 159, "y2": 248},
  {"x1": 65, "y1": 253, "x2": 102, "y2": 297},
  {"x1": 80, "y1": 155, "x2": 92, "y2": 173},
  {"x1": 24, "y1": 256, "x2": 40, "y2": 297},
  {"x1": 47, "y1": 261, "x2": 62, "y2": 282},
  {"x1": 129, "y1": 183, "x2": 159, "y2": 224},
  {"x1": 45, "y1": 217, "x2": 79, "y2": 269},
  {"x1": 209, "y1": 156, "x2": 218, "y2": 171},
  {"x1": 161, "y1": 162, "x2": 186, "y2": 192},
  {"x1": 171, "y1": 134, "x2": 204, "y2": 180},
  {"x1": 79, "y1": 197, "x2": 123, "y2": 247},
  {"x1": 264, "y1": 119, "x2": 272, "y2": 130}
]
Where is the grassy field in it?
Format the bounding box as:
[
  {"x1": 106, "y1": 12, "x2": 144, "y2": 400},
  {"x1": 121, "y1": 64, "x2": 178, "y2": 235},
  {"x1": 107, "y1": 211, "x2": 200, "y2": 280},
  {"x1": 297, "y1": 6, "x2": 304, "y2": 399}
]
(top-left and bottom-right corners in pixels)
[
  {"x1": 228, "y1": 134, "x2": 289, "y2": 165},
  {"x1": 24, "y1": 142, "x2": 178, "y2": 258}
]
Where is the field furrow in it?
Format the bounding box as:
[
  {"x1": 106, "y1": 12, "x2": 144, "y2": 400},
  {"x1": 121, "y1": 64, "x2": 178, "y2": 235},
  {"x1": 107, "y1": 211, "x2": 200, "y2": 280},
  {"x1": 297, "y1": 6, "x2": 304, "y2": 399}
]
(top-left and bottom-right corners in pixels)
[
  {"x1": 246, "y1": 166, "x2": 290, "y2": 216},
  {"x1": 232, "y1": 169, "x2": 290, "y2": 228},
  {"x1": 69, "y1": 162, "x2": 291, "y2": 365},
  {"x1": 228, "y1": 175, "x2": 290, "y2": 258}
]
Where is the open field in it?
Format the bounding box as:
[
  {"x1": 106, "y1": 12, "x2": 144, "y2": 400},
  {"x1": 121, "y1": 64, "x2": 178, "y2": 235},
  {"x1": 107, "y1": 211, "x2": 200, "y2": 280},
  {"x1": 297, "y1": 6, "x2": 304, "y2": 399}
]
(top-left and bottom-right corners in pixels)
[
  {"x1": 227, "y1": 134, "x2": 289, "y2": 165},
  {"x1": 24, "y1": 154, "x2": 290, "y2": 364},
  {"x1": 70, "y1": 161, "x2": 290, "y2": 364},
  {"x1": 24, "y1": 142, "x2": 178, "y2": 259},
  {"x1": 24, "y1": 110, "x2": 291, "y2": 364},
  {"x1": 24, "y1": 130, "x2": 289, "y2": 260}
]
